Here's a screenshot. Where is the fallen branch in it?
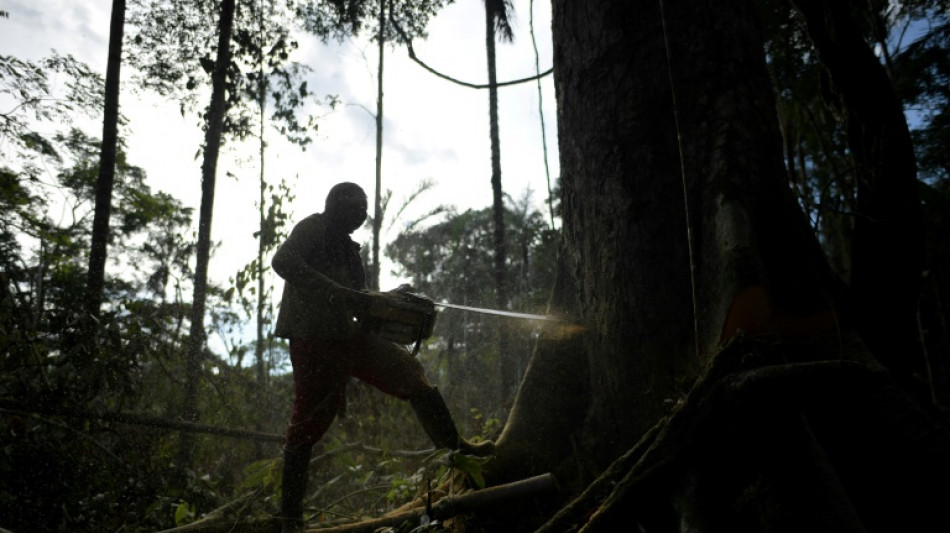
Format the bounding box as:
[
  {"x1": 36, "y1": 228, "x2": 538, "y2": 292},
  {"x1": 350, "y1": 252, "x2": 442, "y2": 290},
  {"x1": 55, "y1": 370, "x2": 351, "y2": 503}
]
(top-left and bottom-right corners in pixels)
[
  {"x1": 535, "y1": 421, "x2": 664, "y2": 533},
  {"x1": 154, "y1": 491, "x2": 266, "y2": 533},
  {"x1": 309, "y1": 473, "x2": 559, "y2": 533},
  {"x1": 0, "y1": 400, "x2": 444, "y2": 460},
  {"x1": 155, "y1": 516, "x2": 279, "y2": 533},
  {"x1": 0, "y1": 400, "x2": 285, "y2": 442}
]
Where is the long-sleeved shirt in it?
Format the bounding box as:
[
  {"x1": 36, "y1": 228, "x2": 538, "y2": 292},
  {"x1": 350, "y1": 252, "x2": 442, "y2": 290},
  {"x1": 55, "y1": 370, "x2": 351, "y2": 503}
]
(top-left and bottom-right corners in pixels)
[{"x1": 272, "y1": 212, "x2": 366, "y2": 339}]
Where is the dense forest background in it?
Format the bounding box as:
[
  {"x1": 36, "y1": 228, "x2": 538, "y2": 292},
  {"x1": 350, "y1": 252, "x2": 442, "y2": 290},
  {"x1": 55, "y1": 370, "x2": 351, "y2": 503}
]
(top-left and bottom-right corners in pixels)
[{"x1": 1, "y1": 0, "x2": 948, "y2": 531}]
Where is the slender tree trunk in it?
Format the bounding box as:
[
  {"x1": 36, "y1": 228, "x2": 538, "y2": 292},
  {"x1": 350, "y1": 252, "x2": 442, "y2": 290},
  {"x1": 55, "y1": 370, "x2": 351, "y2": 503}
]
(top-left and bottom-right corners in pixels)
[
  {"x1": 36, "y1": 236, "x2": 46, "y2": 327},
  {"x1": 85, "y1": 0, "x2": 126, "y2": 325},
  {"x1": 254, "y1": 4, "x2": 268, "y2": 452},
  {"x1": 485, "y1": 0, "x2": 513, "y2": 407},
  {"x1": 180, "y1": 0, "x2": 237, "y2": 468},
  {"x1": 371, "y1": 0, "x2": 386, "y2": 291},
  {"x1": 529, "y1": 0, "x2": 555, "y2": 230},
  {"x1": 256, "y1": 109, "x2": 267, "y2": 391}
]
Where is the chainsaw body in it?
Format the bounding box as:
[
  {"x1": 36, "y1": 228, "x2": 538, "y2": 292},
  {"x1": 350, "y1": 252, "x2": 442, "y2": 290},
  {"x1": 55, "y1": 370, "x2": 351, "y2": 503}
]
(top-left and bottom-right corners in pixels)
[{"x1": 360, "y1": 290, "x2": 437, "y2": 354}]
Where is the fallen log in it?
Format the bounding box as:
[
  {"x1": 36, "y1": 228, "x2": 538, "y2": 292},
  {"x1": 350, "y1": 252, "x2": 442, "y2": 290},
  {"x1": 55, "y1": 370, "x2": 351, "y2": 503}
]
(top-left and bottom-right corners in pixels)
[
  {"x1": 152, "y1": 489, "x2": 285, "y2": 533},
  {"x1": 310, "y1": 473, "x2": 559, "y2": 533}
]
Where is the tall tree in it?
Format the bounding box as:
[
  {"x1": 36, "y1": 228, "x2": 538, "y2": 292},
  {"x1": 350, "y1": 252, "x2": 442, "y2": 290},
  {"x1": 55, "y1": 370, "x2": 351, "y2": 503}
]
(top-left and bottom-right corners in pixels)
[
  {"x1": 371, "y1": 0, "x2": 388, "y2": 291},
  {"x1": 529, "y1": 0, "x2": 556, "y2": 229},
  {"x1": 238, "y1": 0, "x2": 307, "y2": 442},
  {"x1": 180, "y1": 0, "x2": 237, "y2": 468},
  {"x1": 484, "y1": 0, "x2": 517, "y2": 406},
  {"x1": 255, "y1": 0, "x2": 269, "y2": 410},
  {"x1": 759, "y1": 0, "x2": 950, "y2": 402},
  {"x1": 791, "y1": 0, "x2": 924, "y2": 387},
  {"x1": 128, "y1": 0, "x2": 319, "y2": 470},
  {"x1": 478, "y1": 0, "x2": 950, "y2": 531},
  {"x1": 85, "y1": 0, "x2": 127, "y2": 326}
]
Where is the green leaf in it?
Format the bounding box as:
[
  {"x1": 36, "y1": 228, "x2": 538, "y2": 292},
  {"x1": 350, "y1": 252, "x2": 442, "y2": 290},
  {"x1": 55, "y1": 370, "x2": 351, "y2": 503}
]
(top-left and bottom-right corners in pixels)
[
  {"x1": 451, "y1": 453, "x2": 486, "y2": 489},
  {"x1": 173, "y1": 501, "x2": 195, "y2": 526}
]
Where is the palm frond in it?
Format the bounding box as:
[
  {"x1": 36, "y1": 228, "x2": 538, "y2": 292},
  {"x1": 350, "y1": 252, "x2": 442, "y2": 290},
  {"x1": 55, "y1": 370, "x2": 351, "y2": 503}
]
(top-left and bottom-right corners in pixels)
[{"x1": 486, "y1": 0, "x2": 515, "y2": 42}]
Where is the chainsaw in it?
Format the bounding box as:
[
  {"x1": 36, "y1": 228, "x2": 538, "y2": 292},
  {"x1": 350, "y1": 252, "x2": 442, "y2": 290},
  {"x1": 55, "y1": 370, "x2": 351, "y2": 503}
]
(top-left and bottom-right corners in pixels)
[
  {"x1": 360, "y1": 288, "x2": 438, "y2": 355},
  {"x1": 359, "y1": 285, "x2": 562, "y2": 355}
]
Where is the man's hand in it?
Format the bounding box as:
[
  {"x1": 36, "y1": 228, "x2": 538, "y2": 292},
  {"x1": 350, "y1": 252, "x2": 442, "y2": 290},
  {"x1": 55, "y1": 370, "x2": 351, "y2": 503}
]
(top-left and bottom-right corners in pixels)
[
  {"x1": 330, "y1": 287, "x2": 374, "y2": 315},
  {"x1": 391, "y1": 283, "x2": 414, "y2": 294}
]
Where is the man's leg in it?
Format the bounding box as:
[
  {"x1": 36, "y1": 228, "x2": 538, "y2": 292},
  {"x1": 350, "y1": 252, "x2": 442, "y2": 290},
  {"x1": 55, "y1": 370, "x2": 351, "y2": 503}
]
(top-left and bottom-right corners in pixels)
[
  {"x1": 350, "y1": 335, "x2": 493, "y2": 456},
  {"x1": 279, "y1": 445, "x2": 311, "y2": 533},
  {"x1": 281, "y1": 338, "x2": 347, "y2": 532},
  {"x1": 408, "y1": 385, "x2": 495, "y2": 455}
]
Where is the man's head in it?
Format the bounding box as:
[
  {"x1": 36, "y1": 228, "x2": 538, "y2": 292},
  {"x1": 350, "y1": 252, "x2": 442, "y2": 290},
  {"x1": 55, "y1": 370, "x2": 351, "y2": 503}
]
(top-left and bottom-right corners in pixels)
[{"x1": 325, "y1": 182, "x2": 368, "y2": 234}]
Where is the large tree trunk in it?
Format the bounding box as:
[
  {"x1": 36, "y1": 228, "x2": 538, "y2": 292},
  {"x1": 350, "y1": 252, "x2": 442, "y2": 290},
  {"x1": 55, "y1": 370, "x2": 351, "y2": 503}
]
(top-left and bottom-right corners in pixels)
[
  {"x1": 85, "y1": 0, "x2": 126, "y2": 325},
  {"x1": 180, "y1": 0, "x2": 237, "y2": 470},
  {"x1": 480, "y1": 0, "x2": 950, "y2": 529},
  {"x1": 494, "y1": 0, "x2": 840, "y2": 489},
  {"x1": 479, "y1": 0, "x2": 948, "y2": 530}
]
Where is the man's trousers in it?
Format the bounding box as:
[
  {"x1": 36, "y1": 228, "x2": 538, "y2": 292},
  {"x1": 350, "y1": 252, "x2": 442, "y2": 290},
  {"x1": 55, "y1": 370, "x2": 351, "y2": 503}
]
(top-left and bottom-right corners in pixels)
[{"x1": 284, "y1": 334, "x2": 432, "y2": 450}]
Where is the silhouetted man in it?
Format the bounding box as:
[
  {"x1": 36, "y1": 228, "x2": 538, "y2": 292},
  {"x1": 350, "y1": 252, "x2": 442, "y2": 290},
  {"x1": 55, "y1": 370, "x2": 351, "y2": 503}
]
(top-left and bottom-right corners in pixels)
[{"x1": 273, "y1": 182, "x2": 491, "y2": 532}]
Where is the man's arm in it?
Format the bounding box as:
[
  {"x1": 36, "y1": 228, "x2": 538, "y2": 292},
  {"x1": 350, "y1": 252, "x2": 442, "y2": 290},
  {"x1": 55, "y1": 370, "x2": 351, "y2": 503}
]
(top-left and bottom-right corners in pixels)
[{"x1": 273, "y1": 216, "x2": 340, "y2": 297}]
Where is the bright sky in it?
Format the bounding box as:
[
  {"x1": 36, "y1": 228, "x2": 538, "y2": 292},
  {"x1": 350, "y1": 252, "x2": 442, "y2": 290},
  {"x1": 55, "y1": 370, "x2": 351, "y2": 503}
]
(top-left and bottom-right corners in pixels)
[{"x1": 1, "y1": 0, "x2": 559, "y2": 301}]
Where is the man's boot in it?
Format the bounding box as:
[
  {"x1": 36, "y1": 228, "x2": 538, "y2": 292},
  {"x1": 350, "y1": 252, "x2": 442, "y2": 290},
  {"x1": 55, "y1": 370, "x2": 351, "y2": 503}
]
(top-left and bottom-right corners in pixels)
[
  {"x1": 409, "y1": 386, "x2": 494, "y2": 456},
  {"x1": 280, "y1": 445, "x2": 311, "y2": 533}
]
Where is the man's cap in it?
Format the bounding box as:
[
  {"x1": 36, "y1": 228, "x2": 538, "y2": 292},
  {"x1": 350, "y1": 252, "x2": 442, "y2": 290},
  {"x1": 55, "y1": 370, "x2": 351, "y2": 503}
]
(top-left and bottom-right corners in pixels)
[{"x1": 326, "y1": 182, "x2": 366, "y2": 210}]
